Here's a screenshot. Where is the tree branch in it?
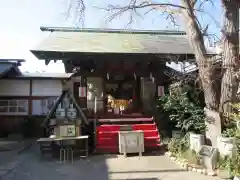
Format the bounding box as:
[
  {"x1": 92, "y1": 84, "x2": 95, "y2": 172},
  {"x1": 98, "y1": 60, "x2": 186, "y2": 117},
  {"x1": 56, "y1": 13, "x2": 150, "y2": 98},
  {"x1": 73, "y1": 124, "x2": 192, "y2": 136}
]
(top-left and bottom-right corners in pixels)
[{"x1": 66, "y1": 0, "x2": 86, "y2": 27}]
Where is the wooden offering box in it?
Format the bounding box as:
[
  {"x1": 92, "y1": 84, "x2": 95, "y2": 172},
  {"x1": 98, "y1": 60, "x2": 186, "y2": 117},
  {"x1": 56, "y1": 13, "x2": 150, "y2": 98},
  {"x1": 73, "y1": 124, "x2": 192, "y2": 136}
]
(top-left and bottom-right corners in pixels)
[{"x1": 54, "y1": 123, "x2": 81, "y2": 137}]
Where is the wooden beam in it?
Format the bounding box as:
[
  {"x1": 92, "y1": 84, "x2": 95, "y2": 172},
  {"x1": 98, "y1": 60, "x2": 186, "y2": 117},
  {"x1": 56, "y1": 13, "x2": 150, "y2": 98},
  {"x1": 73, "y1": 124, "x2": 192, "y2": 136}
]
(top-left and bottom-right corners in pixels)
[
  {"x1": 64, "y1": 60, "x2": 74, "y2": 73},
  {"x1": 45, "y1": 59, "x2": 51, "y2": 65}
]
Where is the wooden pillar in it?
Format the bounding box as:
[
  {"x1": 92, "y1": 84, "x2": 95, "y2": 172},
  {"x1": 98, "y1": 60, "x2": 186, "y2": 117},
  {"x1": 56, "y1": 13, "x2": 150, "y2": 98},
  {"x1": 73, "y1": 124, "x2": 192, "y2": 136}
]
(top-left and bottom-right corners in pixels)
[
  {"x1": 132, "y1": 74, "x2": 141, "y2": 111},
  {"x1": 102, "y1": 74, "x2": 107, "y2": 114},
  {"x1": 75, "y1": 76, "x2": 87, "y2": 109},
  {"x1": 136, "y1": 76, "x2": 142, "y2": 110},
  {"x1": 28, "y1": 79, "x2": 33, "y2": 116}
]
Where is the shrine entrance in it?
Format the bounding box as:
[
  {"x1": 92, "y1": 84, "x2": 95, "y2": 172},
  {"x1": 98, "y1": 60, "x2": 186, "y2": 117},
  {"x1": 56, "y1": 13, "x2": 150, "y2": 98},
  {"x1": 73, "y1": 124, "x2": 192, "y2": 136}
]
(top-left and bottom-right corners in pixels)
[
  {"x1": 105, "y1": 73, "x2": 141, "y2": 115},
  {"x1": 86, "y1": 72, "x2": 155, "y2": 119}
]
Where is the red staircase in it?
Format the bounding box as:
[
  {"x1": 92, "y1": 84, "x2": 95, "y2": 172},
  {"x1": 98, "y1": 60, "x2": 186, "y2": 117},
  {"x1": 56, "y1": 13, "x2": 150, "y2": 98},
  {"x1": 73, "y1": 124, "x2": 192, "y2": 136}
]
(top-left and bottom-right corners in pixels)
[{"x1": 95, "y1": 117, "x2": 161, "y2": 153}]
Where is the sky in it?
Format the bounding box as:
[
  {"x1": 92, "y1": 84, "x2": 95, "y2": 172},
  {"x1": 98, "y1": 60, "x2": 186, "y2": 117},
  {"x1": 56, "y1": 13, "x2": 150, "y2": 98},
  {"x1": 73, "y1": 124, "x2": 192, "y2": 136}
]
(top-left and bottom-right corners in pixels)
[{"x1": 0, "y1": 0, "x2": 222, "y2": 73}]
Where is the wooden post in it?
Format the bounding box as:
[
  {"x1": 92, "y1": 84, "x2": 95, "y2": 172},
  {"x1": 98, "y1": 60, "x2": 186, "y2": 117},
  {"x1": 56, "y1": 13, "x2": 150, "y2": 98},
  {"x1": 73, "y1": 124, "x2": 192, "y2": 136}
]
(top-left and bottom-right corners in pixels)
[
  {"x1": 93, "y1": 96, "x2": 97, "y2": 152},
  {"x1": 94, "y1": 96, "x2": 97, "y2": 114}
]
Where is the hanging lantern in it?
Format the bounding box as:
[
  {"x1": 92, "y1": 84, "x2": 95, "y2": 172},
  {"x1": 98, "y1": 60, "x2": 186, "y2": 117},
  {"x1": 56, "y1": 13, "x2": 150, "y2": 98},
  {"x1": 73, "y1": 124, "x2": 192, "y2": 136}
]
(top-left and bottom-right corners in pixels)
[
  {"x1": 134, "y1": 72, "x2": 136, "y2": 80},
  {"x1": 107, "y1": 73, "x2": 109, "y2": 80}
]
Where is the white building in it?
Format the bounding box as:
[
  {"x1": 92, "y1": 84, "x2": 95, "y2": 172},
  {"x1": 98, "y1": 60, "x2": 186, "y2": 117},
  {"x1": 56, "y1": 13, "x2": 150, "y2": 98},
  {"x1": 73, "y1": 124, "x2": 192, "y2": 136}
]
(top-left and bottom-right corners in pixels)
[{"x1": 0, "y1": 59, "x2": 72, "y2": 135}]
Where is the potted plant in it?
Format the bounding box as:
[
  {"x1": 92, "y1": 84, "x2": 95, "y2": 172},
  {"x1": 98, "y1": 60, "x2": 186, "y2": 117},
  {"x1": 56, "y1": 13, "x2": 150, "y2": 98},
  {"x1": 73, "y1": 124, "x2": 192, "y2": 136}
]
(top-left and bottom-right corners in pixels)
[
  {"x1": 232, "y1": 138, "x2": 240, "y2": 179},
  {"x1": 189, "y1": 132, "x2": 205, "y2": 153},
  {"x1": 218, "y1": 127, "x2": 236, "y2": 157}
]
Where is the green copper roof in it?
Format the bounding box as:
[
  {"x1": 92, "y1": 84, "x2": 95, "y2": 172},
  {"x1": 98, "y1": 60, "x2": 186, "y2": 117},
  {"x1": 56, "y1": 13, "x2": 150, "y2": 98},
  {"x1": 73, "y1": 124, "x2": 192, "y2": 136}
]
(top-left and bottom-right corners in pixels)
[{"x1": 31, "y1": 28, "x2": 194, "y2": 57}]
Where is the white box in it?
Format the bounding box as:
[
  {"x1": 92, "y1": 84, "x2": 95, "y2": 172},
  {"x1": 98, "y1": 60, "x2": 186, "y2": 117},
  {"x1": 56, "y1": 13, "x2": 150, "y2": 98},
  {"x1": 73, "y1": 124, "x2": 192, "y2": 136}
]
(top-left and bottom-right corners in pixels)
[{"x1": 118, "y1": 131, "x2": 144, "y2": 157}]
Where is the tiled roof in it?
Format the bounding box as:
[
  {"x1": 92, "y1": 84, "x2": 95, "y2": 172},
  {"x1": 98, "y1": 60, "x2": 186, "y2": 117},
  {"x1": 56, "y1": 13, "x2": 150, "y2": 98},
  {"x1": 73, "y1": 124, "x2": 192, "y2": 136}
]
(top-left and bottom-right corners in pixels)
[
  {"x1": 0, "y1": 64, "x2": 15, "y2": 75},
  {"x1": 0, "y1": 61, "x2": 22, "y2": 77}
]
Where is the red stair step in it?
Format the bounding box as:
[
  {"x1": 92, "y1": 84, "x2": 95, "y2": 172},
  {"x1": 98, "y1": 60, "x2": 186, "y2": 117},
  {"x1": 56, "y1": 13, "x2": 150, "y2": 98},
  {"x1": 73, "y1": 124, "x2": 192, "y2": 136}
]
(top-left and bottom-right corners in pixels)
[
  {"x1": 145, "y1": 137, "x2": 161, "y2": 144},
  {"x1": 96, "y1": 125, "x2": 121, "y2": 132},
  {"x1": 145, "y1": 143, "x2": 162, "y2": 148},
  {"x1": 95, "y1": 117, "x2": 161, "y2": 154},
  {"x1": 145, "y1": 141, "x2": 161, "y2": 146},
  {"x1": 144, "y1": 136, "x2": 160, "y2": 140},
  {"x1": 97, "y1": 132, "x2": 119, "y2": 138},
  {"x1": 97, "y1": 138, "x2": 119, "y2": 146},
  {"x1": 143, "y1": 130, "x2": 159, "y2": 137},
  {"x1": 132, "y1": 124, "x2": 156, "y2": 131}
]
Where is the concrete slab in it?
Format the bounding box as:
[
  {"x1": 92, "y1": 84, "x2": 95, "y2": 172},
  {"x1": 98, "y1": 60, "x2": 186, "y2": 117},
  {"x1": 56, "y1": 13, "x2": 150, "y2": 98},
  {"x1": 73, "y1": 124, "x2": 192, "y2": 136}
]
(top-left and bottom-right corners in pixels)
[
  {"x1": 3, "y1": 145, "x2": 221, "y2": 180},
  {"x1": 106, "y1": 155, "x2": 221, "y2": 180},
  {"x1": 0, "y1": 139, "x2": 33, "y2": 179}
]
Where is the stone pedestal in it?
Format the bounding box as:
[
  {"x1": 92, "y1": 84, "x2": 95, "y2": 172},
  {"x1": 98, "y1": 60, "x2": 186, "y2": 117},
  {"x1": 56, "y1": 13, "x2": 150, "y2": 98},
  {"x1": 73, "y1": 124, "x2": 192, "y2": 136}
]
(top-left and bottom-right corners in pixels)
[
  {"x1": 204, "y1": 108, "x2": 222, "y2": 147},
  {"x1": 199, "y1": 145, "x2": 218, "y2": 171}
]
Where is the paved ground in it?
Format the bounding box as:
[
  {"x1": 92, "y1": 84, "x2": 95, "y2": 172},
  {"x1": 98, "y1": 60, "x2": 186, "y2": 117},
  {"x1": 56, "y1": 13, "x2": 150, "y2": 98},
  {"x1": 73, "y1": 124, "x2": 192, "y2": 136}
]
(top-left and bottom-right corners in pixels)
[
  {"x1": 0, "y1": 139, "x2": 33, "y2": 180},
  {"x1": 1, "y1": 145, "x2": 222, "y2": 180}
]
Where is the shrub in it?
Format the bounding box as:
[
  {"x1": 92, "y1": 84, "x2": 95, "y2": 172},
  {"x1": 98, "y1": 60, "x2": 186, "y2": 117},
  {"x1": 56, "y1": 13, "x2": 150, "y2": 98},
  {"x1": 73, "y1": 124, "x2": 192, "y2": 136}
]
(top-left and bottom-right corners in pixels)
[
  {"x1": 218, "y1": 102, "x2": 240, "y2": 176},
  {"x1": 158, "y1": 90, "x2": 205, "y2": 134},
  {"x1": 181, "y1": 149, "x2": 200, "y2": 165},
  {"x1": 168, "y1": 138, "x2": 181, "y2": 155},
  {"x1": 222, "y1": 127, "x2": 237, "y2": 137},
  {"x1": 168, "y1": 134, "x2": 190, "y2": 156},
  {"x1": 168, "y1": 135, "x2": 201, "y2": 166}
]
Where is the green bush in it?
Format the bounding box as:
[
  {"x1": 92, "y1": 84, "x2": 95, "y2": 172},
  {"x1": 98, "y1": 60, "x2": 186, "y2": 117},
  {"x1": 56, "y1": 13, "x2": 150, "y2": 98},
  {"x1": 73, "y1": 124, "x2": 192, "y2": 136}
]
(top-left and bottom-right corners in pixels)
[
  {"x1": 222, "y1": 127, "x2": 237, "y2": 137},
  {"x1": 218, "y1": 155, "x2": 234, "y2": 173},
  {"x1": 168, "y1": 138, "x2": 181, "y2": 155},
  {"x1": 168, "y1": 135, "x2": 201, "y2": 165},
  {"x1": 158, "y1": 90, "x2": 205, "y2": 134}
]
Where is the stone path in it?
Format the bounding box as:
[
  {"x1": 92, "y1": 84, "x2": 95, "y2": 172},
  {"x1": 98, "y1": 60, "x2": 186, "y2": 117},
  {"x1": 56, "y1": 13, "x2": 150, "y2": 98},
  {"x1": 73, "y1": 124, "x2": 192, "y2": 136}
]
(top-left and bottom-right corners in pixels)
[{"x1": 1, "y1": 145, "x2": 222, "y2": 180}]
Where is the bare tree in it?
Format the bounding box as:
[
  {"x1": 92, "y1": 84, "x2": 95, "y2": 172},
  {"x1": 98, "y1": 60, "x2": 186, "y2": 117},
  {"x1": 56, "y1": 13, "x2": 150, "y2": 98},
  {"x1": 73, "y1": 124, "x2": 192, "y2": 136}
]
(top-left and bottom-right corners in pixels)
[{"x1": 68, "y1": 0, "x2": 239, "y2": 128}]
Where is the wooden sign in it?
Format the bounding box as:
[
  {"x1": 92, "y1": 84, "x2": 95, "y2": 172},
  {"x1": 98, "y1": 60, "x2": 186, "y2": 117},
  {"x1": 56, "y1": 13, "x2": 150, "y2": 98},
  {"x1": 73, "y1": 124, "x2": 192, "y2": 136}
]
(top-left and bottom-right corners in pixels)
[{"x1": 79, "y1": 86, "x2": 86, "y2": 97}]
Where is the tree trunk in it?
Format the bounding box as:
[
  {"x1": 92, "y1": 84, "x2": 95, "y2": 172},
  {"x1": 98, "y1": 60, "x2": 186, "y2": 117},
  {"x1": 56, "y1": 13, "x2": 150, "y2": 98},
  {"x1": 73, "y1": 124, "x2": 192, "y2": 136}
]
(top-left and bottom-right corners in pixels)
[
  {"x1": 181, "y1": 0, "x2": 221, "y2": 146},
  {"x1": 181, "y1": 0, "x2": 218, "y2": 110},
  {"x1": 219, "y1": 0, "x2": 239, "y2": 125}
]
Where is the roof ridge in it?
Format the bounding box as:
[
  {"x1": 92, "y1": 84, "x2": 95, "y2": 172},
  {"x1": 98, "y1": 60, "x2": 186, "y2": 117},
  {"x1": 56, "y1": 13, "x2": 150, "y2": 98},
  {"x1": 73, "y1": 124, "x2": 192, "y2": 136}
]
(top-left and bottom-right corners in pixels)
[{"x1": 40, "y1": 27, "x2": 186, "y2": 35}]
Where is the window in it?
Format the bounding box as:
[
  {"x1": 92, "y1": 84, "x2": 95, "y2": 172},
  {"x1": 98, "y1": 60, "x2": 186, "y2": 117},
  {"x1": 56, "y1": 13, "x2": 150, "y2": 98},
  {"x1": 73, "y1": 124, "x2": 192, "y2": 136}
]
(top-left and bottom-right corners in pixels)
[
  {"x1": 0, "y1": 99, "x2": 28, "y2": 115},
  {"x1": 32, "y1": 97, "x2": 57, "y2": 115}
]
